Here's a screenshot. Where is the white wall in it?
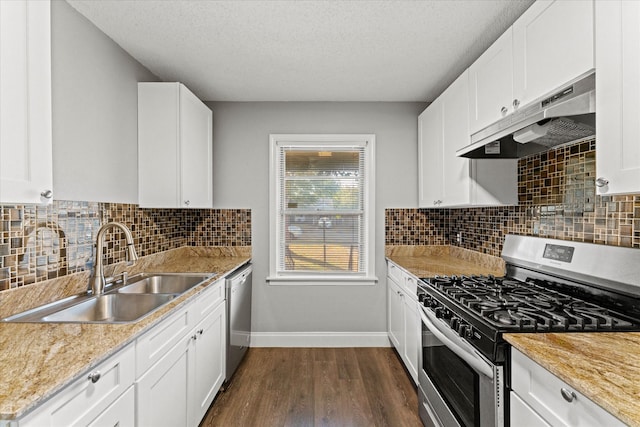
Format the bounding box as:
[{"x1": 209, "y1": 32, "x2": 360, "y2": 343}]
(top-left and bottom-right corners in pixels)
[
  {"x1": 51, "y1": 1, "x2": 158, "y2": 203},
  {"x1": 207, "y1": 102, "x2": 424, "y2": 345}
]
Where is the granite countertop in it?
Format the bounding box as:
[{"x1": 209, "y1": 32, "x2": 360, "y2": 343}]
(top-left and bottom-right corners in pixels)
[
  {"x1": 0, "y1": 246, "x2": 251, "y2": 420},
  {"x1": 505, "y1": 333, "x2": 640, "y2": 427},
  {"x1": 385, "y1": 245, "x2": 506, "y2": 278}
]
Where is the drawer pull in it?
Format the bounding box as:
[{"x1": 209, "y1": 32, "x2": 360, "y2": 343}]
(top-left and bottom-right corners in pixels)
[
  {"x1": 87, "y1": 371, "x2": 101, "y2": 383},
  {"x1": 560, "y1": 387, "x2": 576, "y2": 403}
]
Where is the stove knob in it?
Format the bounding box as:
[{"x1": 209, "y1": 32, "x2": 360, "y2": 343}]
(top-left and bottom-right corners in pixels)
[
  {"x1": 434, "y1": 307, "x2": 443, "y2": 318},
  {"x1": 457, "y1": 323, "x2": 468, "y2": 338},
  {"x1": 450, "y1": 317, "x2": 460, "y2": 330},
  {"x1": 465, "y1": 326, "x2": 478, "y2": 340}
]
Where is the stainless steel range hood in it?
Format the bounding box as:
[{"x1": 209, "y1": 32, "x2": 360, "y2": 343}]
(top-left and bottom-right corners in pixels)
[{"x1": 457, "y1": 73, "x2": 595, "y2": 159}]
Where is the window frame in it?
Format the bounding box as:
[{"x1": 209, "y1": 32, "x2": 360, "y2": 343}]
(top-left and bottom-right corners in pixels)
[{"x1": 268, "y1": 134, "x2": 376, "y2": 285}]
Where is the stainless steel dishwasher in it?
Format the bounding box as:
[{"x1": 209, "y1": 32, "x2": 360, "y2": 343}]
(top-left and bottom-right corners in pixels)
[{"x1": 225, "y1": 264, "x2": 252, "y2": 383}]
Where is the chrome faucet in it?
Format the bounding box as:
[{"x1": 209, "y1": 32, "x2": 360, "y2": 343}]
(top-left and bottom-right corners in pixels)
[{"x1": 90, "y1": 222, "x2": 138, "y2": 295}]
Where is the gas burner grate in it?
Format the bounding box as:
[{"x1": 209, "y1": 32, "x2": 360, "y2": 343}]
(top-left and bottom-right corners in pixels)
[{"x1": 421, "y1": 274, "x2": 639, "y2": 332}]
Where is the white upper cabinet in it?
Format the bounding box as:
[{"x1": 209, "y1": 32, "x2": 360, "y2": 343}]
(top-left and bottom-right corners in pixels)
[
  {"x1": 419, "y1": 71, "x2": 517, "y2": 208},
  {"x1": 512, "y1": 0, "x2": 594, "y2": 109},
  {"x1": 469, "y1": 0, "x2": 594, "y2": 135},
  {"x1": 138, "y1": 82, "x2": 213, "y2": 208},
  {"x1": 595, "y1": 0, "x2": 640, "y2": 195},
  {"x1": 0, "y1": 0, "x2": 53, "y2": 204},
  {"x1": 418, "y1": 96, "x2": 443, "y2": 208},
  {"x1": 468, "y1": 30, "x2": 515, "y2": 134}
]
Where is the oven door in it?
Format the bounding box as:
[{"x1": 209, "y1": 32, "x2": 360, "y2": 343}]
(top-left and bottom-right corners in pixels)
[{"x1": 418, "y1": 307, "x2": 504, "y2": 427}]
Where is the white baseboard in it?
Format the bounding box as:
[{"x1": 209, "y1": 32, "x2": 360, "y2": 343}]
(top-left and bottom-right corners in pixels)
[{"x1": 250, "y1": 331, "x2": 392, "y2": 347}]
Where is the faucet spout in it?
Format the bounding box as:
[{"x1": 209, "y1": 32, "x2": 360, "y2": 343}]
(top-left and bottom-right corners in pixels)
[{"x1": 90, "y1": 222, "x2": 138, "y2": 295}]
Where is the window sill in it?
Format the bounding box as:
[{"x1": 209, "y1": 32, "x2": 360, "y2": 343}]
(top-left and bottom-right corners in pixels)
[{"x1": 266, "y1": 275, "x2": 378, "y2": 286}]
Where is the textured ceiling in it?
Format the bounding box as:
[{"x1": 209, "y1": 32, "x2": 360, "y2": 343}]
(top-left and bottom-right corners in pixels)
[{"x1": 66, "y1": 0, "x2": 534, "y2": 102}]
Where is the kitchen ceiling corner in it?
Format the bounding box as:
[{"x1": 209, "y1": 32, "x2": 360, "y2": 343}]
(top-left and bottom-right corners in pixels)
[{"x1": 65, "y1": 0, "x2": 534, "y2": 102}]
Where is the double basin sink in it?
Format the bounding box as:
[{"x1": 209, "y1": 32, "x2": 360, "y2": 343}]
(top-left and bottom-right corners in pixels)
[{"x1": 3, "y1": 273, "x2": 214, "y2": 324}]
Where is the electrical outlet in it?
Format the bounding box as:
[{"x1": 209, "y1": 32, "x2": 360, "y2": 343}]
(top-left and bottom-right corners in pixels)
[{"x1": 455, "y1": 232, "x2": 462, "y2": 244}]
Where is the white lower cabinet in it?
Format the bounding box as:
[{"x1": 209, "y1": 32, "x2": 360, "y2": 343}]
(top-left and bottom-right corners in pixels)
[
  {"x1": 135, "y1": 278, "x2": 226, "y2": 427},
  {"x1": 192, "y1": 301, "x2": 226, "y2": 423},
  {"x1": 21, "y1": 344, "x2": 135, "y2": 427},
  {"x1": 387, "y1": 260, "x2": 419, "y2": 385},
  {"x1": 510, "y1": 348, "x2": 625, "y2": 427},
  {"x1": 137, "y1": 333, "x2": 192, "y2": 426},
  {"x1": 402, "y1": 296, "x2": 420, "y2": 384},
  {"x1": 387, "y1": 277, "x2": 403, "y2": 349},
  {"x1": 11, "y1": 278, "x2": 227, "y2": 427}
]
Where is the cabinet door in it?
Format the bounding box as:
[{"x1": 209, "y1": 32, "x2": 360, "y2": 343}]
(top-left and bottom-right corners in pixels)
[
  {"x1": 441, "y1": 71, "x2": 471, "y2": 207},
  {"x1": 86, "y1": 386, "x2": 135, "y2": 427},
  {"x1": 0, "y1": 0, "x2": 52, "y2": 204},
  {"x1": 179, "y1": 85, "x2": 213, "y2": 208},
  {"x1": 387, "y1": 277, "x2": 403, "y2": 350},
  {"x1": 192, "y1": 301, "x2": 226, "y2": 424},
  {"x1": 417, "y1": 99, "x2": 443, "y2": 208},
  {"x1": 513, "y1": 0, "x2": 594, "y2": 108},
  {"x1": 138, "y1": 82, "x2": 181, "y2": 208},
  {"x1": 403, "y1": 296, "x2": 419, "y2": 385},
  {"x1": 21, "y1": 344, "x2": 135, "y2": 427},
  {"x1": 137, "y1": 335, "x2": 192, "y2": 427},
  {"x1": 595, "y1": 0, "x2": 640, "y2": 195},
  {"x1": 468, "y1": 29, "x2": 514, "y2": 134}
]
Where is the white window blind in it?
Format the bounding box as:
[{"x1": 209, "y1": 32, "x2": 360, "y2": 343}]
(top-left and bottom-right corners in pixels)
[{"x1": 269, "y1": 134, "x2": 375, "y2": 283}]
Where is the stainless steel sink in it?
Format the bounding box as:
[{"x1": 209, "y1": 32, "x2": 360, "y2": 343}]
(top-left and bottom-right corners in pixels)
[
  {"x1": 42, "y1": 293, "x2": 176, "y2": 323},
  {"x1": 4, "y1": 293, "x2": 177, "y2": 323},
  {"x1": 117, "y1": 273, "x2": 211, "y2": 295},
  {"x1": 2, "y1": 272, "x2": 213, "y2": 324}
]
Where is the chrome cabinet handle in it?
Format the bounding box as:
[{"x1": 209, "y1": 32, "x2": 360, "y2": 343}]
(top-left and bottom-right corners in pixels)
[
  {"x1": 197, "y1": 329, "x2": 204, "y2": 336},
  {"x1": 501, "y1": 106, "x2": 508, "y2": 115},
  {"x1": 87, "y1": 371, "x2": 101, "y2": 383},
  {"x1": 512, "y1": 99, "x2": 520, "y2": 109},
  {"x1": 191, "y1": 334, "x2": 198, "y2": 340},
  {"x1": 595, "y1": 177, "x2": 609, "y2": 188},
  {"x1": 40, "y1": 190, "x2": 53, "y2": 199},
  {"x1": 184, "y1": 200, "x2": 190, "y2": 206},
  {"x1": 560, "y1": 388, "x2": 576, "y2": 403}
]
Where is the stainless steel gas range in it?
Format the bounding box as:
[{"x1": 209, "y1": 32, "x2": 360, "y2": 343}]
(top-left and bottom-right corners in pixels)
[{"x1": 416, "y1": 234, "x2": 640, "y2": 427}]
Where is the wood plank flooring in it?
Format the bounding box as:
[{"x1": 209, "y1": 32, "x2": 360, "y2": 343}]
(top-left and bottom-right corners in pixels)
[{"x1": 200, "y1": 347, "x2": 423, "y2": 427}]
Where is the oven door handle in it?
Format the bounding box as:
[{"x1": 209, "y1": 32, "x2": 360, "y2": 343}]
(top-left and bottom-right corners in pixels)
[{"x1": 420, "y1": 308, "x2": 494, "y2": 379}]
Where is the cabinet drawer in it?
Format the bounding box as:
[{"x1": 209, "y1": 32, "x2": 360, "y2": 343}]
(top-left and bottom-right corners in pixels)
[
  {"x1": 136, "y1": 304, "x2": 192, "y2": 376},
  {"x1": 404, "y1": 274, "x2": 418, "y2": 297},
  {"x1": 511, "y1": 348, "x2": 625, "y2": 427},
  {"x1": 387, "y1": 261, "x2": 403, "y2": 284},
  {"x1": 195, "y1": 278, "x2": 224, "y2": 321},
  {"x1": 21, "y1": 344, "x2": 135, "y2": 427},
  {"x1": 87, "y1": 385, "x2": 135, "y2": 427},
  {"x1": 510, "y1": 391, "x2": 550, "y2": 427}
]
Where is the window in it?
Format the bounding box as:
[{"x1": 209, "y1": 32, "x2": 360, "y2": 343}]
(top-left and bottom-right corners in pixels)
[{"x1": 269, "y1": 134, "x2": 375, "y2": 284}]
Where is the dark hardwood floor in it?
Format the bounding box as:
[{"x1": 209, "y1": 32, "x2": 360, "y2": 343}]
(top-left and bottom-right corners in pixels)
[{"x1": 200, "y1": 347, "x2": 423, "y2": 427}]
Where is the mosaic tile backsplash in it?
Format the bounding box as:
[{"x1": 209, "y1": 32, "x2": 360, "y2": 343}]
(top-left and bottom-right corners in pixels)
[
  {"x1": 386, "y1": 138, "x2": 640, "y2": 257},
  {"x1": 0, "y1": 202, "x2": 251, "y2": 290}
]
